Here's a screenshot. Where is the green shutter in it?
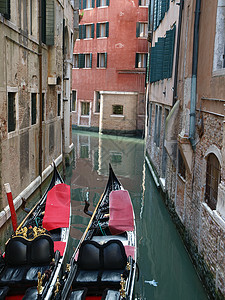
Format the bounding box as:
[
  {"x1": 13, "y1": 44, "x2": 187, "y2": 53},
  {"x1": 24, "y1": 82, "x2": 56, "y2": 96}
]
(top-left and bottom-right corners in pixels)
[
  {"x1": 153, "y1": 0, "x2": 158, "y2": 31},
  {"x1": 168, "y1": 26, "x2": 176, "y2": 77},
  {"x1": 136, "y1": 22, "x2": 140, "y2": 37},
  {"x1": 79, "y1": 0, "x2": 82, "y2": 9},
  {"x1": 41, "y1": 0, "x2": 46, "y2": 43},
  {"x1": 91, "y1": 23, "x2": 95, "y2": 38},
  {"x1": 150, "y1": 47, "x2": 156, "y2": 83},
  {"x1": 106, "y1": 22, "x2": 109, "y2": 37},
  {"x1": 107, "y1": 0, "x2": 109, "y2": 6},
  {"x1": 79, "y1": 25, "x2": 83, "y2": 39},
  {"x1": 96, "y1": 23, "x2": 100, "y2": 38},
  {"x1": 0, "y1": 0, "x2": 10, "y2": 19},
  {"x1": 83, "y1": 24, "x2": 86, "y2": 39},
  {"x1": 90, "y1": 53, "x2": 92, "y2": 68},
  {"x1": 135, "y1": 53, "x2": 139, "y2": 68},
  {"x1": 79, "y1": 54, "x2": 85, "y2": 68},
  {"x1": 46, "y1": 0, "x2": 54, "y2": 45},
  {"x1": 105, "y1": 53, "x2": 107, "y2": 68},
  {"x1": 92, "y1": 0, "x2": 95, "y2": 8},
  {"x1": 139, "y1": 0, "x2": 141, "y2": 5},
  {"x1": 97, "y1": 53, "x2": 99, "y2": 67},
  {"x1": 83, "y1": 0, "x2": 86, "y2": 9},
  {"x1": 96, "y1": 0, "x2": 100, "y2": 7}
]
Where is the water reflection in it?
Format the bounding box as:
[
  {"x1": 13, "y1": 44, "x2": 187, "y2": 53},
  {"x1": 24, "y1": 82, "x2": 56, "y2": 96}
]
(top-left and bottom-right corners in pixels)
[{"x1": 66, "y1": 130, "x2": 208, "y2": 300}]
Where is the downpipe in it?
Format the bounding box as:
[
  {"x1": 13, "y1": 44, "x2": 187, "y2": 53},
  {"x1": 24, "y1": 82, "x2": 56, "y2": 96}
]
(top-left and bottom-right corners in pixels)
[{"x1": 189, "y1": 0, "x2": 201, "y2": 149}]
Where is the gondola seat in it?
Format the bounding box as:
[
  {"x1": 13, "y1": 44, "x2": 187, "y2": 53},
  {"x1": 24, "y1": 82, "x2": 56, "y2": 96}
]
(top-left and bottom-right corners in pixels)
[
  {"x1": 0, "y1": 235, "x2": 54, "y2": 290},
  {"x1": 0, "y1": 286, "x2": 9, "y2": 299},
  {"x1": 101, "y1": 289, "x2": 120, "y2": 300},
  {"x1": 73, "y1": 240, "x2": 127, "y2": 290},
  {"x1": 22, "y1": 287, "x2": 38, "y2": 299},
  {"x1": 68, "y1": 288, "x2": 87, "y2": 300}
]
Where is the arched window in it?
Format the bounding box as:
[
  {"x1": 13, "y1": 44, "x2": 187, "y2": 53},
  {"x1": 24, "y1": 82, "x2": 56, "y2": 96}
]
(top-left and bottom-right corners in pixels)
[{"x1": 205, "y1": 153, "x2": 221, "y2": 210}]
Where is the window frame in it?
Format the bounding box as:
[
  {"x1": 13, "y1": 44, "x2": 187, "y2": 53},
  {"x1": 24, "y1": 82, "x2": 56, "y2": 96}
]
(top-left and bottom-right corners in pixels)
[
  {"x1": 97, "y1": 52, "x2": 107, "y2": 68},
  {"x1": 7, "y1": 90, "x2": 17, "y2": 134},
  {"x1": 31, "y1": 93, "x2": 37, "y2": 126},
  {"x1": 81, "y1": 101, "x2": 90, "y2": 116},
  {"x1": 73, "y1": 54, "x2": 79, "y2": 68},
  {"x1": 72, "y1": 90, "x2": 77, "y2": 112},
  {"x1": 112, "y1": 105, "x2": 123, "y2": 115}
]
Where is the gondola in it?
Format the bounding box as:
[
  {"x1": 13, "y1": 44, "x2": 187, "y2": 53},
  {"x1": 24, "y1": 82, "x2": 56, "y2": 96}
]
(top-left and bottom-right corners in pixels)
[
  {"x1": 0, "y1": 163, "x2": 71, "y2": 300},
  {"x1": 56, "y1": 164, "x2": 136, "y2": 300}
]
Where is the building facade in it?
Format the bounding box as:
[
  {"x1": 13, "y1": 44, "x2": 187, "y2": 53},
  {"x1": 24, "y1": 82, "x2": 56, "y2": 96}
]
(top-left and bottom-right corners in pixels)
[
  {"x1": 72, "y1": 0, "x2": 148, "y2": 136},
  {"x1": 0, "y1": 0, "x2": 78, "y2": 226},
  {"x1": 146, "y1": 0, "x2": 225, "y2": 298}
]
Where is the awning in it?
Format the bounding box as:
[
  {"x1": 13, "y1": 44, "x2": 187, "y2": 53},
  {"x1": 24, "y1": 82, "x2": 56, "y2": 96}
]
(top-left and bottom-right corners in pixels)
[
  {"x1": 109, "y1": 190, "x2": 134, "y2": 235},
  {"x1": 43, "y1": 183, "x2": 70, "y2": 231}
]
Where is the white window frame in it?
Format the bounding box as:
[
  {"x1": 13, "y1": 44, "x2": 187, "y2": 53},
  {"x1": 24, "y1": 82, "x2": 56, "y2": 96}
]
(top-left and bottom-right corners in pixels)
[
  {"x1": 85, "y1": 54, "x2": 91, "y2": 68},
  {"x1": 139, "y1": 22, "x2": 148, "y2": 38},
  {"x1": 73, "y1": 54, "x2": 79, "y2": 68},
  {"x1": 7, "y1": 87, "x2": 19, "y2": 138}
]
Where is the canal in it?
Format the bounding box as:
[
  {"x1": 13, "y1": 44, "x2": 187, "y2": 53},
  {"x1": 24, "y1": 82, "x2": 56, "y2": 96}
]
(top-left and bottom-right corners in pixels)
[{"x1": 65, "y1": 130, "x2": 208, "y2": 300}]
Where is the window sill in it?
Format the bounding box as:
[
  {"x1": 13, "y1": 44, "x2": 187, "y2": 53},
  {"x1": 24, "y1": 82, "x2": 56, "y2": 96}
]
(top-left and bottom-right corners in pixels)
[
  {"x1": 83, "y1": 8, "x2": 94, "y2": 10},
  {"x1": 212, "y1": 69, "x2": 225, "y2": 77},
  {"x1": 94, "y1": 112, "x2": 100, "y2": 115},
  {"x1": 80, "y1": 115, "x2": 90, "y2": 118},
  {"x1": 110, "y1": 114, "x2": 124, "y2": 118},
  {"x1": 97, "y1": 6, "x2": 108, "y2": 8},
  {"x1": 97, "y1": 67, "x2": 106, "y2": 69},
  {"x1": 84, "y1": 38, "x2": 93, "y2": 40},
  {"x1": 97, "y1": 37, "x2": 108, "y2": 39}
]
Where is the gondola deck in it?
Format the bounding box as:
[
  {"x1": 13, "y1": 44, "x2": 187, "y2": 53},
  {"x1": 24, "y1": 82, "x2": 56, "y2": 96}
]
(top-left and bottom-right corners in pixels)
[
  {"x1": 0, "y1": 163, "x2": 71, "y2": 300},
  {"x1": 56, "y1": 165, "x2": 136, "y2": 300}
]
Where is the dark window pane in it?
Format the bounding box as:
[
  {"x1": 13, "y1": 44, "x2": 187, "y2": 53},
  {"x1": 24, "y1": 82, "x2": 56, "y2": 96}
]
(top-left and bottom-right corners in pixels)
[
  {"x1": 8, "y1": 92, "x2": 16, "y2": 132},
  {"x1": 112, "y1": 105, "x2": 123, "y2": 115}
]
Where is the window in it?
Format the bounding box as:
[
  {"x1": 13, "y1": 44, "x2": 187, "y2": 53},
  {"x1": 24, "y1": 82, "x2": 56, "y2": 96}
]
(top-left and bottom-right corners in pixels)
[
  {"x1": 148, "y1": 102, "x2": 152, "y2": 136},
  {"x1": 95, "y1": 91, "x2": 101, "y2": 113},
  {"x1": 139, "y1": 0, "x2": 149, "y2": 6},
  {"x1": 110, "y1": 152, "x2": 122, "y2": 164},
  {"x1": 112, "y1": 105, "x2": 123, "y2": 115},
  {"x1": 178, "y1": 149, "x2": 186, "y2": 180},
  {"x1": 82, "y1": 0, "x2": 95, "y2": 9},
  {"x1": 136, "y1": 22, "x2": 148, "y2": 38},
  {"x1": 150, "y1": 27, "x2": 176, "y2": 82},
  {"x1": 153, "y1": 0, "x2": 170, "y2": 30},
  {"x1": 154, "y1": 105, "x2": 162, "y2": 147},
  {"x1": 80, "y1": 145, "x2": 89, "y2": 158},
  {"x1": 57, "y1": 94, "x2": 61, "y2": 116},
  {"x1": 8, "y1": 92, "x2": 16, "y2": 133},
  {"x1": 97, "y1": 53, "x2": 107, "y2": 68},
  {"x1": 205, "y1": 154, "x2": 221, "y2": 210},
  {"x1": 77, "y1": 53, "x2": 92, "y2": 68},
  {"x1": 135, "y1": 53, "x2": 147, "y2": 68},
  {"x1": 41, "y1": 0, "x2": 55, "y2": 45},
  {"x1": 96, "y1": 22, "x2": 109, "y2": 38},
  {"x1": 213, "y1": 3, "x2": 225, "y2": 72},
  {"x1": 72, "y1": 91, "x2": 77, "y2": 111},
  {"x1": 81, "y1": 102, "x2": 90, "y2": 115},
  {"x1": 0, "y1": 0, "x2": 10, "y2": 19},
  {"x1": 79, "y1": 24, "x2": 95, "y2": 39},
  {"x1": 31, "y1": 93, "x2": 37, "y2": 125},
  {"x1": 73, "y1": 54, "x2": 79, "y2": 68},
  {"x1": 96, "y1": 0, "x2": 109, "y2": 7}
]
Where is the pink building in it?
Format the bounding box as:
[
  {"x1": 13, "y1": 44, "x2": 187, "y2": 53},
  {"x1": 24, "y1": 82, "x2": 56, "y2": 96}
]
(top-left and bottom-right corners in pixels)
[{"x1": 72, "y1": 0, "x2": 149, "y2": 136}]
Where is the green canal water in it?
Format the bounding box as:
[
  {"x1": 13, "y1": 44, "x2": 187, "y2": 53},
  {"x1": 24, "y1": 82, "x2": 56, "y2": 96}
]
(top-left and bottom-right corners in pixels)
[{"x1": 65, "y1": 130, "x2": 208, "y2": 300}]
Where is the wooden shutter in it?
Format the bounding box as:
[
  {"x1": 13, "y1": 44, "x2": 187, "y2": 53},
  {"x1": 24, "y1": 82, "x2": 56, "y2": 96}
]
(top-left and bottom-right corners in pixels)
[
  {"x1": 150, "y1": 47, "x2": 156, "y2": 82},
  {"x1": 104, "y1": 53, "x2": 107, "y2": 68},
  {"x1": 168, "y1": 26, "x2": 176, "y2": 78},
  {"x1": 157, "y1": 37, "x2": 164, "y2": 80},
  {"x1": 91, "y1": 23, "x2": 95, "y2": 38},
  {"x1": 135, "y1": 53, "x2": 139, "y2": 68},
  {"x1": 96, "y1": 0, "x2": 100, "y2": 7},
  {"x1": 79, "y1": 54, "x2": 85, "y2": 68},
  {"x1": 8, "y1": 93, "x2": 16, "y2": 132},
  {"x1": 79, "y1": 0, "x2": 82, "y2": 9},
  {"x1": 153, "y1": 0, "x2": 157, "y2": 31},
  {"x1": 136, "y1": 22, "x2": 140, "y2": 37},
  {"x1": 97, "y1": 53, "x2": 99, "y2": 67},
  {"x1": 83, "y1": 0, "x2": 86, "y2": 9},
  {"x1": 96, "y1": 23, "x2": 100, "y2": 38},
  {"x1": 163, "y1": 32, "x2": 170, "y2": 79},
  {"x1": 139, "y1": 0, "x2": 141, "y2": 5},
  {"x1": 83, "y1": 24, "x2": 86, "y2": 39},
  {"x1": 0, "y1": 0, "x2": 10, "y2": 19},
  {"x1": 90, "y1": 53, "x2": 92, "y2": 68},
  {"x1": 46, "y1": 0, "x2": 54, "y2": 45},
  {"x1": 106, "y1": 22, "x2": 109, "y2": 37},
  {"x1": 92, "y1": 0, "x2": 95, "y2": 8},
  {"x1": 107, "y1": 0, "x2": 109, "y2": 6}
]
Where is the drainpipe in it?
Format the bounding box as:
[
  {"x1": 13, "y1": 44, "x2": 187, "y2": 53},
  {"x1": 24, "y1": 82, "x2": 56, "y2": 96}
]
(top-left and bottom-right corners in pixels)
[
  {"x1": 38, "y1": 0, "x2": 43, "y2": 186},
  {"x1": 189, "y1": 0, "x2": 201, "y2": 149},
  {"x1": 173, "y1": 0, "x2": 184, "y2": 105}
]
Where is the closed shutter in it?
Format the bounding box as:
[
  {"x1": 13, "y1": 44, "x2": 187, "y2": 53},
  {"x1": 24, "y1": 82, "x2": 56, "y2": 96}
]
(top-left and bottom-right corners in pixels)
[
  {"x1": 8, "y1": 93, "x2": 16, "y2": 132},
  {"x1": 106, "y1": 22, "x2": 109, "y2": 37},
  {"x1": 157, "y1": 37, "x2": 164, "y2": 80},
  {"x1": 135, "y1": 53, "x2": 139, "y2": 68},
  {"x1": 96, "y1": 23, "x2": 100, "y2": 38},
  {"x1": 91, "y1": 23, "x2": 95, "y2": 38},
  {"x1": 79, "y1": 25, "x2": 83, "y2": 39},
  {"x1": 153, "y1": 0, "x2": 157, "y2": 31},
  {"x1": 0, "y1": 0, "x2": 10, "y2": 19},
  {"x1": 150, "y1": 47, "x2": 156, "y2": 82},
  {"x1": 105, "y1": 53, "x2": 107, "y2": 68},
  {"x1": 168, "y1": 26, "x2": 176, "y2": 78},
  {"x1": 90, "y1": 53, "x2": 92, "y2": 68},
  {"x1": 41, "y1": 0, "x2": 46, "y2": 43},
  {"x1": 79, "y1": 0, "x2": 82, "y2": 9},
  {"x1": 163, "y1": 32, "x2": 170, "y2": 79},
  {"x1": 83, "y1": 0, "x2": 86, "y2": 9},
  {"x1": 92, "y1": 0, "x2": 95, "y2": 8},
  {"x1": 139, "y1": 0, "x2": 141, "y2": 5},
  {"x1": 96, "y1": 0, "x2": 99, "y2": 7},
  {"x1": 46, "y1": 0, "x2": 54, "y2": 45},
  {"x1": 136, "y1": 22, "x2": 140, "y2": 37},
  {"x1": 83, "y1": 24, "x2": 86, "y2": 39},
  {"x1": 79, "y1": 54, "x2": 85, "y2": 68},
  {"x1": 97, "y1": 53, "x2": 99, "y2": 67},
  {"x1": 107, "y1": 0, "x2": 109, "y2": 6}
]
